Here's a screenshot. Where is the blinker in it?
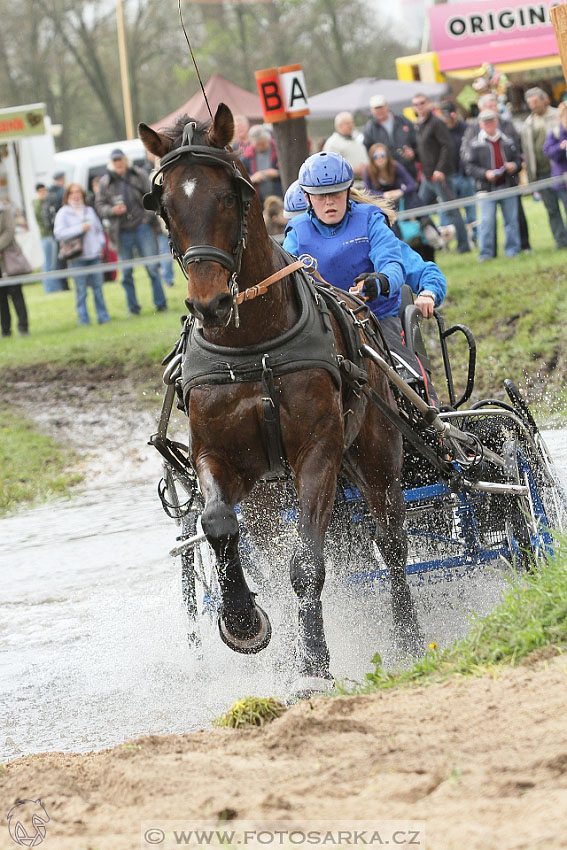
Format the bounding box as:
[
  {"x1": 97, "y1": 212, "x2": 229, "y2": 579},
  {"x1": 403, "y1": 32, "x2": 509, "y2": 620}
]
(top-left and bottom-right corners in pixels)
[{"x1": 143, "y1": 190, "x2": 159, "y2": 212}]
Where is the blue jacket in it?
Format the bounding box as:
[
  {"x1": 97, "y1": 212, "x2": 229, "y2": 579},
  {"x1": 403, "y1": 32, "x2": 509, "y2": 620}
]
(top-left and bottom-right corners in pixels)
[
  {"x1": 399, "y1": 242, "x2": 446, "y2": 307},
  {"x1": 283, "y1": 201, "x2": 404, "y2": 319}
]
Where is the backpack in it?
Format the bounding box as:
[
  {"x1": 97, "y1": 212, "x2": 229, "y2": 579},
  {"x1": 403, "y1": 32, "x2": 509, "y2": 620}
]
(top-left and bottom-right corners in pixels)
[{"x1": 41, "y1": 187, "x2": 60, "y2": 232}]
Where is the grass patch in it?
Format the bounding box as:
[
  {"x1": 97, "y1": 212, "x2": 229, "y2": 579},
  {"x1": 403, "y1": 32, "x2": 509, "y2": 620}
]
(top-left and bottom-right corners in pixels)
[
  {"x1": 0, "y1": 265, "x2": 186, "y2": 378},
  {"x1": 214, "y1": 696, "x2": 287, "y2": 728},
  {"x1": 338, "y1": 548, "x2": 567, "y2": 695},
  {"x1": 430, "y1": 196, "x2": 567, "y2": 412},
  {"x1": 0, "y1": 403, "x2": 82, "y2": 513}
]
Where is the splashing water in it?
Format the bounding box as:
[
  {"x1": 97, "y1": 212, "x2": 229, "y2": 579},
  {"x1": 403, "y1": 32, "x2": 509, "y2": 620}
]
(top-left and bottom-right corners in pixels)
[{"x1": 1, "y1": 430, "x2": 566, "y2": 760}]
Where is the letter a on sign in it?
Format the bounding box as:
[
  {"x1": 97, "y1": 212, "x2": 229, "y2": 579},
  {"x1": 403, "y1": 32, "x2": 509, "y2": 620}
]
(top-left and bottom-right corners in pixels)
[
  {"x1": 279, "y1": 64, "x2": 310, "y2": 117},
  {"x1": 255, "y1": 68, "x2": 287, "y2": 123}
]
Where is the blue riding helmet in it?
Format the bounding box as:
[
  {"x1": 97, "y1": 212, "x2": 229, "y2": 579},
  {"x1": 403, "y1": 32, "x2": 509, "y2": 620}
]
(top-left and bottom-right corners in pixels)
[
  {"x1": 283, "y1": 180, "x2": 308, "y2": 218},
  {"x1": 298, "y1": 152, "x2": 354, "y2": 194}
]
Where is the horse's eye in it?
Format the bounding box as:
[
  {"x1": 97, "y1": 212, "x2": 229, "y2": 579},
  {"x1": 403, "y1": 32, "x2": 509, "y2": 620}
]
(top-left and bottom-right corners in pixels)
[{"x1": 223, "y1": 194, "x2": 236, "y2": 210}]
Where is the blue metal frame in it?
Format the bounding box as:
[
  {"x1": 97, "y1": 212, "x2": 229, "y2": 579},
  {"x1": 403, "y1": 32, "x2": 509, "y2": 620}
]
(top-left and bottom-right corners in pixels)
[
  {"x1": 229, "y1": 442, "x2": 555, "y2": 592},
  {"x1": 331, "y1": 445, "x2": 555, "y2": 585}
]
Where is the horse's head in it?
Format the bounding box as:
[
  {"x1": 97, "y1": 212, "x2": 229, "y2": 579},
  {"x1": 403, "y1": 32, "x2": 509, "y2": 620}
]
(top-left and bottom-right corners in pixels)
[{"x1": 139, "y1": 104, "x2": 257, "y2": 327}]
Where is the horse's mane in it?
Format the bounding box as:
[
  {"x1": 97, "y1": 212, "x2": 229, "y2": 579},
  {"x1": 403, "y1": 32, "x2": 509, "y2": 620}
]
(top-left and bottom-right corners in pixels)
[{"x1": 157, "y1": 114, "x2": 239, "y2": 160}]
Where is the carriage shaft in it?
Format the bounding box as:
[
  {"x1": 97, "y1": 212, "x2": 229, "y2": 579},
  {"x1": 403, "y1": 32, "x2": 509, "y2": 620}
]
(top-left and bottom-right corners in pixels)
[{"x1": 464, "y1": 480, "x2": 529, "y2": 496}]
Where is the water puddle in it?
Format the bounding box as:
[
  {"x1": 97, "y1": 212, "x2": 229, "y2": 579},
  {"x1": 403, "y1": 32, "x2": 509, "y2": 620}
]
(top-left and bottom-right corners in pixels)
[{"x1": 2, "y1": 429, "x2": 566, "y2": 760}]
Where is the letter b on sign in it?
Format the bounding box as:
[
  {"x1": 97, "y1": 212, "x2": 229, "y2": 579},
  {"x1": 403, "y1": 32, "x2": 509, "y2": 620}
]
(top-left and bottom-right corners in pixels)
[{"x1": 255, "y1": 68, "x2": 287, "y2": 123}]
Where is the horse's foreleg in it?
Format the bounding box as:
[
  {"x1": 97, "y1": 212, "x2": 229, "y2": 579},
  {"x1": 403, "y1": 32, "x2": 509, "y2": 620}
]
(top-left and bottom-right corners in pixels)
[
  {"x1": 346, "y1": 419, "x2": 422, "y2": 658},
  {"x1": 372, "y1": 483, "x2": 422, "y2": 655},
  {"x1": 200, "y1": 490, "x2": 271, "y2": 655},
  {"x1": 290, "y1": 450, "x2": 339, "y2": 684}
]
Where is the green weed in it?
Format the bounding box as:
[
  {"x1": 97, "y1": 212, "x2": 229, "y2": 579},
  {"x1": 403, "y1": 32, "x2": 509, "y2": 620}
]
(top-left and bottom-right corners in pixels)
[
  {"x1": 214, "y1": 696, "x2": 287, "y2": 728},
  {"x1": 337, "y1": 546, "x2": 567, "y2": 694},
  {"x1": 0, "y1": 403, "x2": 82, "y2": 513}
]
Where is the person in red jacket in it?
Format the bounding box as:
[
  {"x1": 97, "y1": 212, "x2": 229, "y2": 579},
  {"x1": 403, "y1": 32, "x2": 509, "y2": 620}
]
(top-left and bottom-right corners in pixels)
[{"x1": 461, "y1": 109, "x2": 522, "y2": 261}]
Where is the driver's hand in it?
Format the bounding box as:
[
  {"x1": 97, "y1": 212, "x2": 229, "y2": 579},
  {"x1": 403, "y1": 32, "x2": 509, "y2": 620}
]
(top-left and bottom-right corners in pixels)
[
  {"x1": 415, "y1": 293, "x2": 435, "y2": 318},
  {"x1": 350, "y1": 272, "x2": 389, "y2": 301},
  {"x1": 350, "y1": 273, "x2": 378, "y2": 301}
]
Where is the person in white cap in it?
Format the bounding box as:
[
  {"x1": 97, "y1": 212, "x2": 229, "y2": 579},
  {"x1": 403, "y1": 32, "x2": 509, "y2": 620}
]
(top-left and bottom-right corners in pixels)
[
  {"x1": 362, "y1": 95, "x2": 418, "y2": 179},
  {"x1": 461, "y1": 108, "x2": 522, "y2": 261}
]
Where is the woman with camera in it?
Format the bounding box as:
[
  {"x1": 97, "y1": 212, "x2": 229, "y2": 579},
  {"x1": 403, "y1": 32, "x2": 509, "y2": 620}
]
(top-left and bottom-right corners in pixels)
[{"x1": 54, "y1": 183, "x2": 110, "y2": 326}]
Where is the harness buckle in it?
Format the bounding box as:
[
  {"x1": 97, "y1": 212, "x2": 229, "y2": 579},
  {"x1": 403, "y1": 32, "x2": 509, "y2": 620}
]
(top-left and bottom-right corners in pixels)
[
  {"x1": 230, "y1": 273, "x2": 240, "y2": 329},
  {"x1": 298, "y1": 253, "x2": 318, "y2": 271}
]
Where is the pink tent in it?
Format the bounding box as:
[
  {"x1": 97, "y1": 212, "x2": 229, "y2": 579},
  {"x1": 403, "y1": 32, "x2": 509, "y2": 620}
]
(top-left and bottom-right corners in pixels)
[{"x1": 151, "y1": 73, "x2": 264, "y2": 129}]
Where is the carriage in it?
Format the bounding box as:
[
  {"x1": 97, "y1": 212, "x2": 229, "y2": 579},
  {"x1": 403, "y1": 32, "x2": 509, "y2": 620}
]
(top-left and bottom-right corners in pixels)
[
  {"x1": 152, "y1": 282, "x2": 567, "y2": 646},
  {"x1": 139, "y1": 105, "x2": 566, "y2": 693}
]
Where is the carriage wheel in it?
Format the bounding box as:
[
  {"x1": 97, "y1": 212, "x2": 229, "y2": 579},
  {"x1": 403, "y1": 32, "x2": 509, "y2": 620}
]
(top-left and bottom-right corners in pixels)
[
  {"x1": 504, "y1": 379, "x2": 567, "y2": 535},
  {"x1": 161, "y1": 462, "x2": 203, "y2": 647},
  {"x1": 502, "y1": 439, "x2": 550, "y2": 570}
]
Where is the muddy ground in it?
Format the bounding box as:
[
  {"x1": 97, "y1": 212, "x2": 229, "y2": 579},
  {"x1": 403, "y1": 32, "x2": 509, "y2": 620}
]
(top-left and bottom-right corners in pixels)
[
  {"x1": 1, "y1": 656, "x2": 566, "y2": 850},
  {"x1": 2, "y1": 376, "x2": 567, "y2": 850}
]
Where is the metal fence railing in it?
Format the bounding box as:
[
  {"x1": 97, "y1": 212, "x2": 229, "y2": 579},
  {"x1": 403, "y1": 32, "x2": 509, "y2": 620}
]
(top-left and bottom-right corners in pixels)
[
  {"x1": 0, "y1": 252, "x2": 173, "y2": 289},
  {"x1": 2, "y1": 174, "x2": 565, "y2": 289},
  {"x1": 395, "y1": 173, "x2": 567, "y2": 220}
]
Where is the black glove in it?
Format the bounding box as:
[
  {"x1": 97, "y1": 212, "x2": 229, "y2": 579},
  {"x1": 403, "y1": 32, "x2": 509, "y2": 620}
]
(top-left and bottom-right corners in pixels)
[{"x1": 353, "y1": 272, "x2": 390, "y2": 300}]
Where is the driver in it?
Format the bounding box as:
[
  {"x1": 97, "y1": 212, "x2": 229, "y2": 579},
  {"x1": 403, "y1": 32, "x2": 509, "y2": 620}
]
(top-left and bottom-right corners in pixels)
[
  {"x1": 283, "y1": 152, "x2": 444, "y2": 401},
  {"x1": 283, "y1": 151, "x2": 405, "y2": 324},
  {"x1": 283, "y1": 171, "x2": 446, "y2": 318}
]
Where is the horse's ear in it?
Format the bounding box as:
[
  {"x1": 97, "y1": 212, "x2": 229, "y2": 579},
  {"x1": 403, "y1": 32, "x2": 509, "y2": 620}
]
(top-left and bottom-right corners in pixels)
[
  {"x1": 138, "y1": 123, "x2": 173, "y2": 159},
  {"x1": 208, "y1": 103, "x2": 234, "y2": 150}
]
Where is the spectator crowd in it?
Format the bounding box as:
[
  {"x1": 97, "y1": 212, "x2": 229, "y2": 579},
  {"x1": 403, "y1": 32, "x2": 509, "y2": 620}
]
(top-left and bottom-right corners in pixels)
[
  {"x1": 239, "y1": 84, "x2": 567, "y2": 268},
  {"x1": 3, "y1": 82, "x2": 567, "y2": 339}
]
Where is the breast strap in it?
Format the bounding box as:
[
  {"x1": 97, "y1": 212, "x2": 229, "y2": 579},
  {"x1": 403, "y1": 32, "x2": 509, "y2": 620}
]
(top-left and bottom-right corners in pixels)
[{"x1": 181, "y1": 270, "x2": 341, "y2": 404}]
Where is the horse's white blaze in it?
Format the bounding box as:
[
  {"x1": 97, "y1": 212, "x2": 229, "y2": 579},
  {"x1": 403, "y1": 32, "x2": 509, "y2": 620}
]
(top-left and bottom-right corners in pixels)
[{"x1": 183, "y1": 178, "x2": 197, "y2": 199}]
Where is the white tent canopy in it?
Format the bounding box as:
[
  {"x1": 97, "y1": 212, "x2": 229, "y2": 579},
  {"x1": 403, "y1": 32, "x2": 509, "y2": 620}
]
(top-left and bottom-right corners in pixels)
[{"x1": 306, "y1": 77, "x2": 449, "y2": 120}]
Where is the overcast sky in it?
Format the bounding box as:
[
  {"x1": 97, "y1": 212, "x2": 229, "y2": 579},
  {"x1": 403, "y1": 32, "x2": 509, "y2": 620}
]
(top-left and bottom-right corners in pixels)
[{"x1": 372, "y1": 0, "x2": 430, "y2": 45}]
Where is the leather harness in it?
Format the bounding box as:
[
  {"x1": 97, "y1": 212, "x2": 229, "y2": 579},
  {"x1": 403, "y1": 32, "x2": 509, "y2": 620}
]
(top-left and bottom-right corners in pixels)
[{"x1": 144, "y1": 122, "x2": 401, "y2": 475}]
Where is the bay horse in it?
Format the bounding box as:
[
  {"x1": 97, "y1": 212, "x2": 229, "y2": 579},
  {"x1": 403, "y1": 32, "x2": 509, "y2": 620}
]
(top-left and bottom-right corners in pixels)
[{"x1": 139, "y1": 104, "x2": 421, "y2": 693}]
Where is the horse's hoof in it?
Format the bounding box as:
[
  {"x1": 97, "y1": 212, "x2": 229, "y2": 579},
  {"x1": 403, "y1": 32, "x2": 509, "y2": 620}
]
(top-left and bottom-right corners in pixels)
[
  {"x1": 291, "y1": 674, "x2": 334, "y2": 700},
  {"x1": 218, "y1": 603, "x2": 272, "y2": 654},
  {"x1": 394, "y1": 623, "x2": 424, "y2": 659}
]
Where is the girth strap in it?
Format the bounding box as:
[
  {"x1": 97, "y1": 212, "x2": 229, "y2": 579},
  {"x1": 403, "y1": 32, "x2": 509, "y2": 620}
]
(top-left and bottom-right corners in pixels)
[{"x1": 261, "y1": 356, "x2": 289, "y2": 475}]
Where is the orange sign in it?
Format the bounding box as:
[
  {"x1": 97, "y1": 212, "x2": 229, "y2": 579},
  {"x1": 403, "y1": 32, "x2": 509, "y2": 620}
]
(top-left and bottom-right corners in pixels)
[
  {"x1": 255, "y1": 68, "x2": 287, "y2": 123},
  {"x1": 255, "y1": 65, "x2": 310, "y2": 122}
]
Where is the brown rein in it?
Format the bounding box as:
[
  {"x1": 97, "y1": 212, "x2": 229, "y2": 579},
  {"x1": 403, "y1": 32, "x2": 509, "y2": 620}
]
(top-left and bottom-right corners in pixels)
[{"x1": 235, "y1": 259, "x2": 330, "y2": 305}]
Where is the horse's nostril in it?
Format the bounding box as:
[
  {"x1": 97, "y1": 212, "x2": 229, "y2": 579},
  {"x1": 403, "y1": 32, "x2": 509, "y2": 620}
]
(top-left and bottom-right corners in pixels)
[
  {"x1": 184, "y1": 298, "x2": 201, "y2": 319},
  {"x1": 184, "y1": 292, "x2": 232, "y2": 324},
  {"x1": 216, "y1": 293, "x2": 232, "y2": 314}
]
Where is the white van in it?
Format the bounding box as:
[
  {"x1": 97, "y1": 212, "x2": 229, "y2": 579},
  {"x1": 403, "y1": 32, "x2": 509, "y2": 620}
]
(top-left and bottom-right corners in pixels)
[
  {"x1": 0, "y1": 107, "x2": 57, "y2": 268},
  {"x1": 53, "y1": 138, "x2": 148, "y2": 194}
]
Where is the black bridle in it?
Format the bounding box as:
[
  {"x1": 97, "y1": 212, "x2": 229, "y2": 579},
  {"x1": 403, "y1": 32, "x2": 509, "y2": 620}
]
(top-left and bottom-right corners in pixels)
[{"x1": 143, "y1": 122, "x2": 256, "y2": 325}]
